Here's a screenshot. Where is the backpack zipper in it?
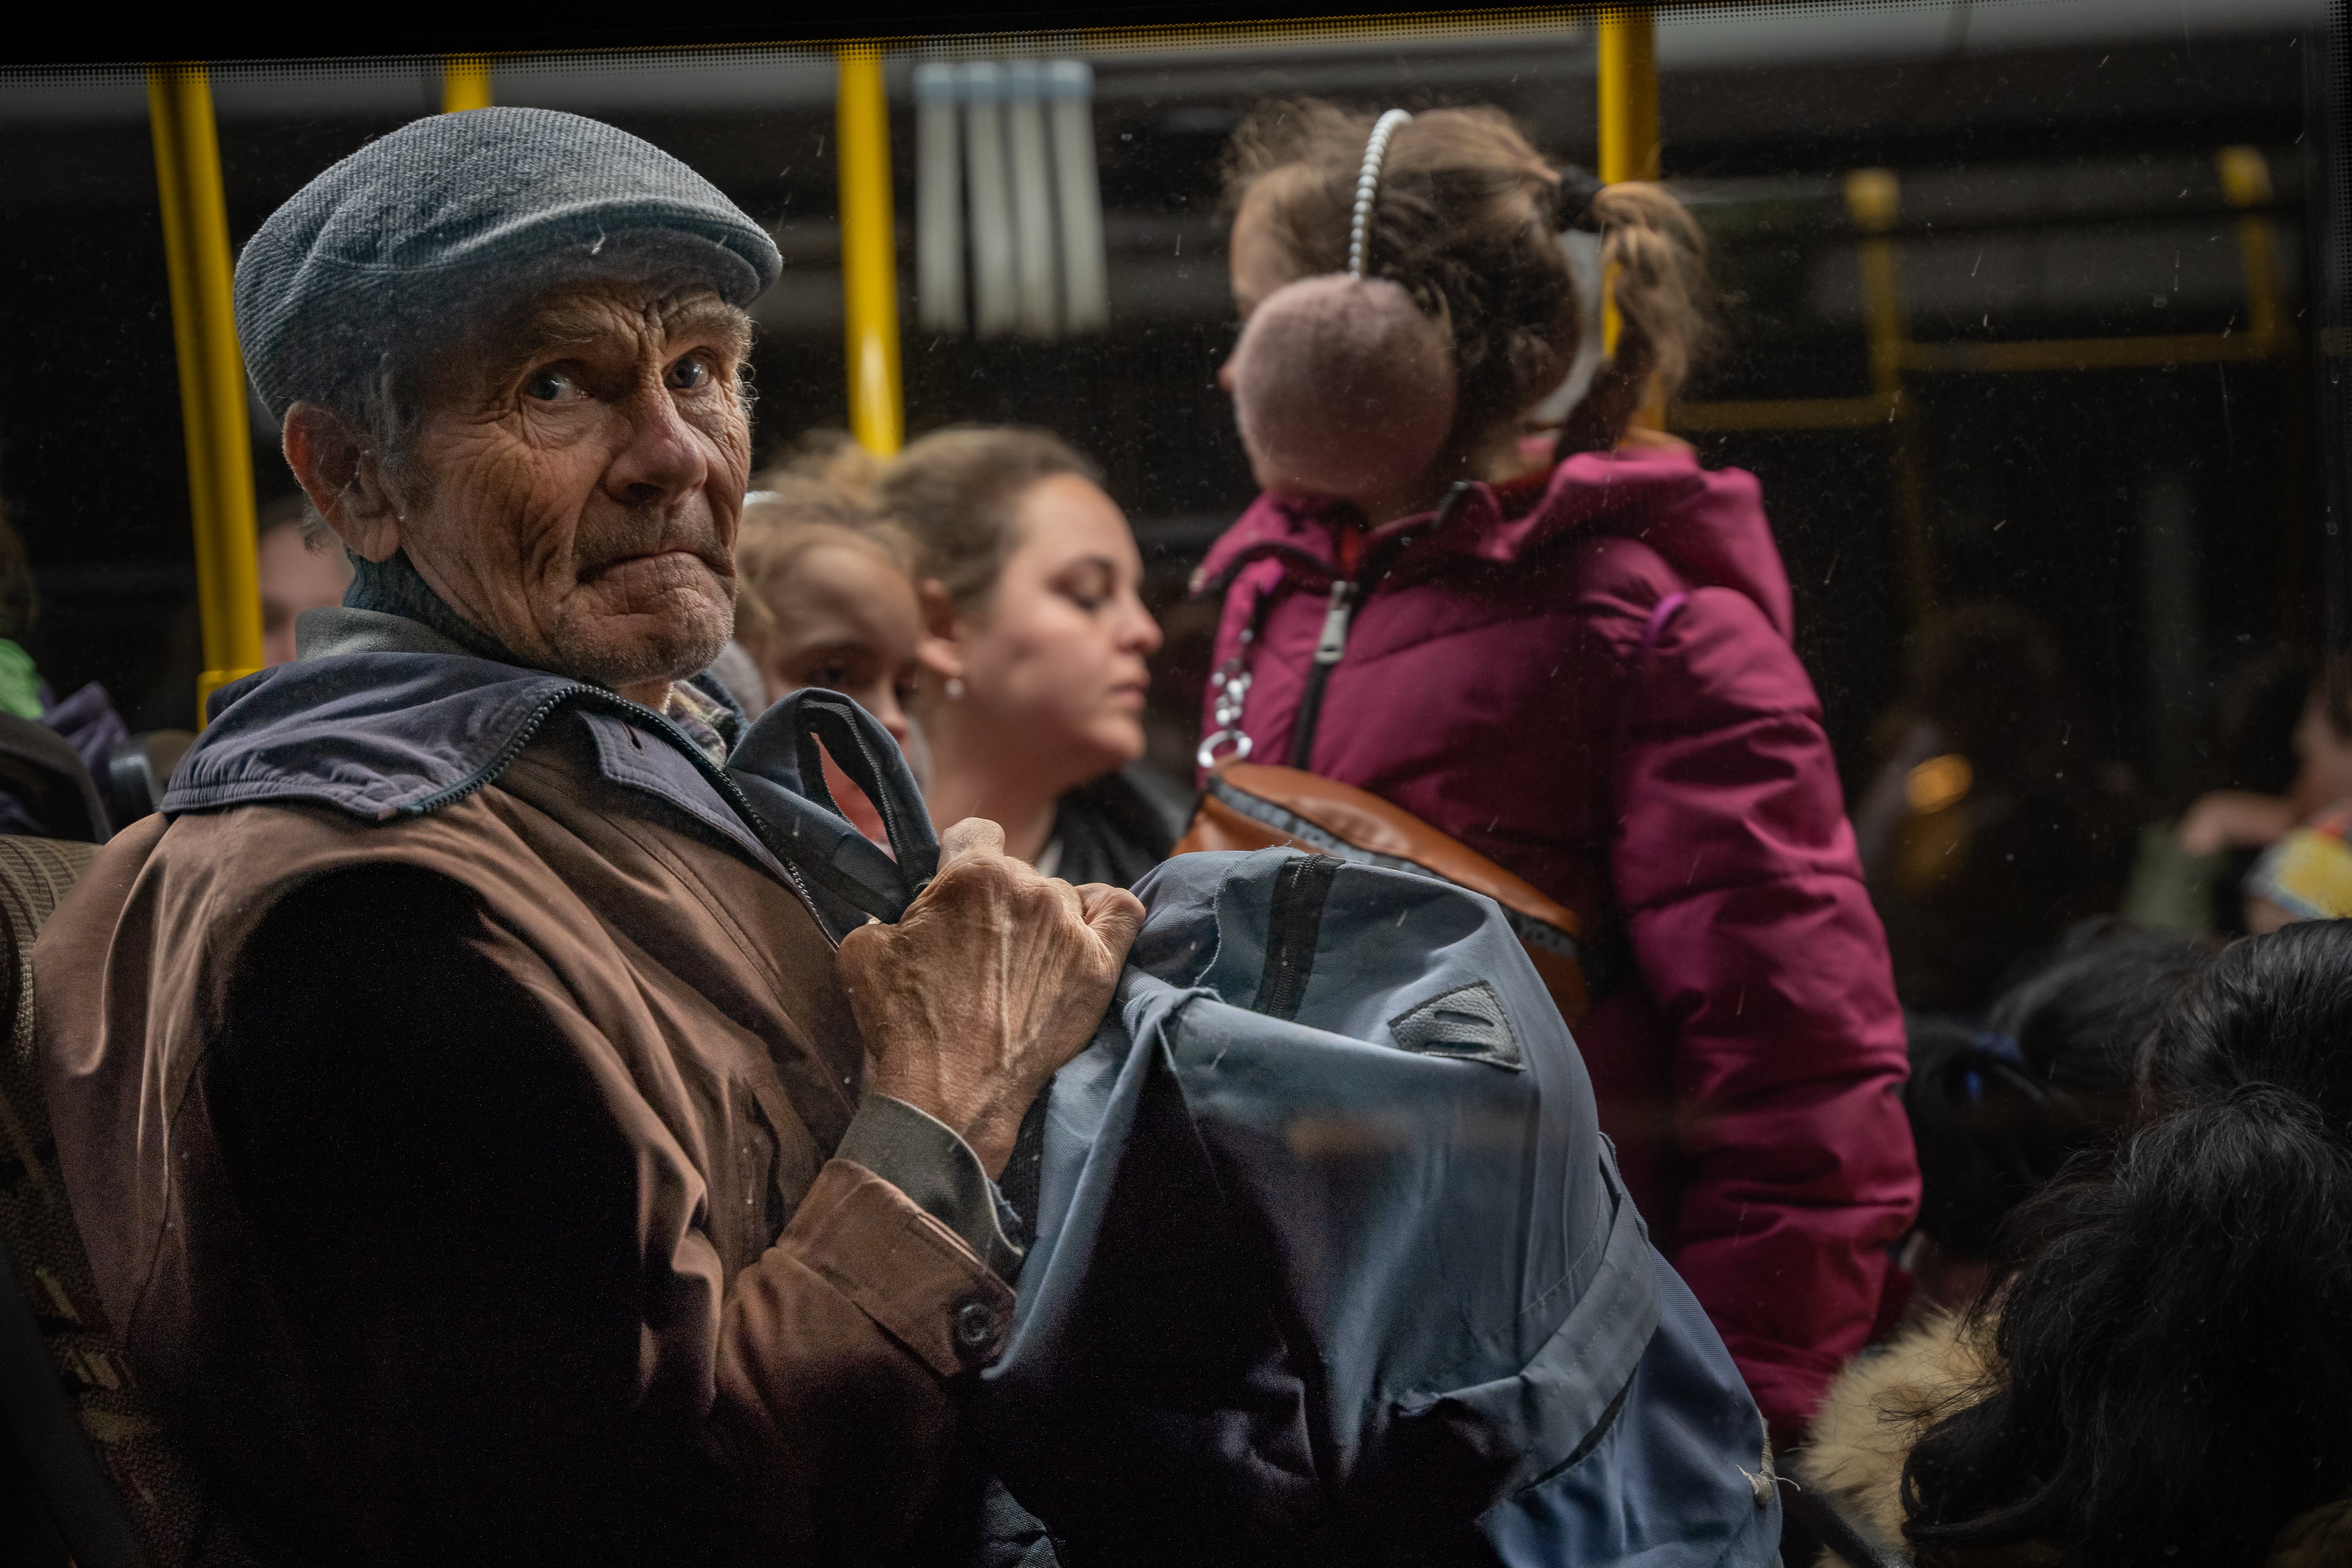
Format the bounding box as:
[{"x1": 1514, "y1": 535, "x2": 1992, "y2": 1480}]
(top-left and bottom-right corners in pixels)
[{"x1": 1251, "y1": 853, "x2": 1343, "y2": 1022}]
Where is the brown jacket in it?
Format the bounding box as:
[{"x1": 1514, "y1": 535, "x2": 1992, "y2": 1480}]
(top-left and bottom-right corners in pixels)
[{"x1": 36, "y1": 711, "x2": 1011, "y2": 1565}]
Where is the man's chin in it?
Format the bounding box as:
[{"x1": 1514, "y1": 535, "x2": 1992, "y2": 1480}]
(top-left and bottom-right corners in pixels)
[{"x1": 547, "y1": 602, "x2": 734, "y2": 694}]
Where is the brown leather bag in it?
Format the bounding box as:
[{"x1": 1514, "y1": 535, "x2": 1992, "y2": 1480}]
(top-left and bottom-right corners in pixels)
[{"x1": 1173, "y1": 760, "x2": 1609, "y2": 1026}]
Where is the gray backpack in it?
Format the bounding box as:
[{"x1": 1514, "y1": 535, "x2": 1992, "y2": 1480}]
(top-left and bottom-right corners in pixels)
[
  {"x1": 739, "y1": 696, "x2": 1779, "y2": 1565},
  {"x1": 975, "y1": 847, "x2": 1782, "y2": 1567}
]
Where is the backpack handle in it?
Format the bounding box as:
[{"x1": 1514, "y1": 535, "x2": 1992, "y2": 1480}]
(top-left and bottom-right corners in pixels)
[
  {"x1": 727, "y1": 690, "x2": 940, "y2": 934},
  {"x1": 787, "y1": 691, "x2": 941, "y2": 894}
]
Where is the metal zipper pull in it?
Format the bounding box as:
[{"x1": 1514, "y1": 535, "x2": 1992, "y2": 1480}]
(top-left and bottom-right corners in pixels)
[{"x1": 1314, "y1": 581, "x2": 1357, "y2": 666}]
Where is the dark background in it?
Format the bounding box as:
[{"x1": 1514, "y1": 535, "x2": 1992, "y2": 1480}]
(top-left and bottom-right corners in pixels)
[{"x1": 0, "y1": 3, "x2": 2334, "y2": 806}]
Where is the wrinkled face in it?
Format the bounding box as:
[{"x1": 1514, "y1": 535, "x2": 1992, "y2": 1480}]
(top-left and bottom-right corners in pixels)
[
  {"x1": 753, "y1": 534, "x2": 925, "y2": 746},
  {"x1": 949, "y1": 474, "x2": 1161, "y2": 782},
  {"x1": 397, "y1": 279, "x2": 753, "y2": 690}
]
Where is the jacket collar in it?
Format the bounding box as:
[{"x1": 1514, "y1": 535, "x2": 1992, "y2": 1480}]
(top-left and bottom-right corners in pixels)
[
  {"x1": 169, "y1": 610, "x2": 926, "y2": 942},
  {"x1": 1193, "y1": 439, "x2": 1792, "y2": 640}
]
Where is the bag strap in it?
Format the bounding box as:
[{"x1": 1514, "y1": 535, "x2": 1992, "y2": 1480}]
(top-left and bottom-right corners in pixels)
[
  {"x1": 726, "y1": 689, "x2": 940, "y2": 935},
  {"x1": 787, "y1": 691, "x2": 941, "y2": 894}
]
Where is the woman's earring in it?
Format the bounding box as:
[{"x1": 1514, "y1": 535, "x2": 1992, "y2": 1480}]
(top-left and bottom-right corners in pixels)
[{"x1": 944, "y1": 676, "x2": 965, "y2": 701}]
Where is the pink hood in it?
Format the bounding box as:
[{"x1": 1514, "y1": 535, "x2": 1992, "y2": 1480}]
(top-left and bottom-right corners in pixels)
[{"x1": 1198, "y1": 439, "x2": 1795, "y2": 641}]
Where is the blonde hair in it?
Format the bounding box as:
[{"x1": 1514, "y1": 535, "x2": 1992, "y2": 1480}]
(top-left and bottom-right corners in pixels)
[
  {"x1": 873, "y1": 425, "x2": 1100, "y2": 612},
  {"x1": 732, "y1": 475, "x2": 916, "y2": 658},
  {"x1": 1225, "y1": 100, "x2": 1711, "y2": 452},
  {"x1": 751, "y1": 427, "x2": 885, "y2": 506}
]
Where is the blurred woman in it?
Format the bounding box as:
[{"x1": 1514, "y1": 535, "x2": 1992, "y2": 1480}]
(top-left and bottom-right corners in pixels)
[
  {"x1": 1801, "y1": 919, "x2": 2352, "y2": 1568},
  {"x1": 876, "y1": 426, "x2": 1174, "y2": 887},
  {"x1": 1203, "y1": 100, "x2": 1916, "y2": 1441}
]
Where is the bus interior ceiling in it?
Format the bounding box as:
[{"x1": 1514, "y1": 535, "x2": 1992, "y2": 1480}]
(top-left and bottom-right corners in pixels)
[{"x1": 0, "y1": 2, "x2": 2329, "y2": 807}]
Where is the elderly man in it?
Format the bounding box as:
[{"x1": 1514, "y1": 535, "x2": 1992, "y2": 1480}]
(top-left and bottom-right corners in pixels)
[{"x1": 36, "y1": 108, "x2": 1139, "y2": 1564}]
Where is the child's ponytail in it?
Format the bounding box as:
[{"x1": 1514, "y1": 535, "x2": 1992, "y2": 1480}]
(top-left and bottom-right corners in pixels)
[{"x1": 1555, "y1": 181, "x2": 1712, "y2": 454}]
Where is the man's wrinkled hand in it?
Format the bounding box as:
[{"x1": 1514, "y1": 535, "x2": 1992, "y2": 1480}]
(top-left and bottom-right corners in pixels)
[{"x1": 837, "y1": 818, "x2": 1145, "y2": 1176}]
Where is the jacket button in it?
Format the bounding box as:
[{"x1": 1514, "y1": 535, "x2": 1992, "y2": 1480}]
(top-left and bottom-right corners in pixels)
[{"x1": 953, "y1": 1298, "x2": 1002, "y2": 1357}]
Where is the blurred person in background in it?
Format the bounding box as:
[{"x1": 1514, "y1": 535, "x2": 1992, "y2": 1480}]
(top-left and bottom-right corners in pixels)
[
  {"x1": 257, "y1": 492, "x2": 356, "y2": 667},
  {"x1": 1853, "y1": 602, "x2": 2132, "y2": 1013},
  {"x1": 0, "y1": 504, "x2": 126, "y2": 835},
  {"x1": 732, "y1": 476, "x2": 924, "y2": 745},
  {"x1": 1203, "y1": 100, "x2": 1915, "y2": 1442},
  {"x1": 878, "y1": 426, "x2": 1181, "y2": 889},
  {"x1": 2125, "y1": 644, "x2": 2312, "y2": 936},
  {"x1": 730, "y1": 471, "x2": 929, "y2": 844},
  {"x1": 2200, "y1": 655, "x2": 2352, "y2": 932},
  {"x1": 1897, "y1": 921, "x2": 2210, "y2": 1316},
  {"x1": 1800, "y1": 920, "x2": 2352, "y2": 1568}
]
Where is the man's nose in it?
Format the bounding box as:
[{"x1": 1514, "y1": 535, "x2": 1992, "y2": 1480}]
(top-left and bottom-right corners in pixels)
[
  {"x1": 1216, "y1": 354, "x2": 1238, "y2": 396},
  {"x1": 605, "y1": 384, "x2": 710, "y2": 508}
]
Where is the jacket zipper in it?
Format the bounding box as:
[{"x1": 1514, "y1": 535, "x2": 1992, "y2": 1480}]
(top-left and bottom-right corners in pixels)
[{"x1": 1283, "y1": 482, "x2": 1477, "y2": 772}]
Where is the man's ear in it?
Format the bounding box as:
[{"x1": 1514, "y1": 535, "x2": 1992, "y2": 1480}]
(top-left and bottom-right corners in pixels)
[
  {"x1": 282, "y1": 401, "x2": 404, "y2": 563},
  {"x1": 914, "y1": 578, "x2": 963, "y2": 680}
]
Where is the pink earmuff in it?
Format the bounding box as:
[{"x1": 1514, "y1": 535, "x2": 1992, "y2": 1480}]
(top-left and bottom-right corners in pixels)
[
  {"x1": 1226, "y1": 107, "x2": 1457, "y2": 505},
  {"x1": 1228, "y1": 273, "x2": 1457, "y2": 502}
]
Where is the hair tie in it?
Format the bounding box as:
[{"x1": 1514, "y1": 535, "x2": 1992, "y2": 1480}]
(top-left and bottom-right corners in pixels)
[
  {"x1": 1348, "y1": 109, "x2": 1414, "y2": 279},
  {"x1": 1973, "y1": 1031, "x2": 2025, "y2": 1065},
  {"x1": 1555, "y1": 164, "x2": 1606, "y2": 234}
]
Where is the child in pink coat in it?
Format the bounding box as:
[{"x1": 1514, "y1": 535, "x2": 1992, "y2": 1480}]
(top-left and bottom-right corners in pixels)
[{"x1": 1203, "y1": 100, "x2": 1919, "y2": 1440}]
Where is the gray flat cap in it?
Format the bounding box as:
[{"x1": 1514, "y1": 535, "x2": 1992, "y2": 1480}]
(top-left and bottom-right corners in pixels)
[{"x1": 236, "y1": 106, "x2": 782, "y2": 419}]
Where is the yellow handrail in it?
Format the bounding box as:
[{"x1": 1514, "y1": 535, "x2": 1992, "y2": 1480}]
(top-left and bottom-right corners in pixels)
[
  {"x1": 443, "y1": 56, "x2": 493, "y2": 113},
  {"x1": 1843, "y1": 167, "x2": 1935, "y2": 621},
  {"x1": 837, "y1": 49, "x2": 904, "y2": 455},
  {"x1": 149, "y1": 65, "x2": 261, "y2": 715},
  {"x1": 1596, "y1": 6, "x2": 1661, "y2": 427}
]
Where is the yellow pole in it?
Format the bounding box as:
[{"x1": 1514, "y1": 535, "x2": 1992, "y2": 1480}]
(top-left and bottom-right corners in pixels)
[
  {"x1": 837, "y1": 49, "x2": 904, "y2": 456},
  {"x1": 442, "y1": 56, "x2": 494, "y2": 113},
  {"x1": 2216, "y1": 145, "x2": 2280, "y2": 349},
  {"x1": 1596, "y1": 7, "x2": 1658, "y2": 188},
  {"x1": 1596, "y1": 6, "x2": 1661, "y2": 428},
  {"x1": 1845, "y1": 167, "x2": 1935, "y2": 622},
  {"x1": 149, "y1": 65, "x2": 261, "y2": 715}
]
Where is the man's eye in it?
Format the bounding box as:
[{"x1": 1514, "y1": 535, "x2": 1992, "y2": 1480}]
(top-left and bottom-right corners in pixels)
[
  {"x1": 524, "y1": 367, "x2": 585, "y2": 403},
  {"x1": 668, "y1": 356, "x2": 714, "y2": 391},
  {"x1": 809, "y1": 663, "x2": 849, "y2": 688}
]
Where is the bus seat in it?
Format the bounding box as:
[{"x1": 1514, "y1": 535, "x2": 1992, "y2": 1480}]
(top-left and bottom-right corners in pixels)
[
  {"x1": 0, "y1": 718, "x2": 110, "y2": 846},
  {"x1": 105, "y1": 731, "x2": 196, "y2": 830},
  {"x1": 0, "y1": 835, "x2": 256, "y2": 1567}
]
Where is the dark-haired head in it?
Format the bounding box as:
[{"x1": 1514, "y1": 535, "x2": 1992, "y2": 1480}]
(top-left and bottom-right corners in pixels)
[
  {"x1": 1902, "y1": 920, "x2": 2352, "y2": 1567},
  {"x1": 1905, "y1": 922, "x2": 2211, "y2": 1278}
]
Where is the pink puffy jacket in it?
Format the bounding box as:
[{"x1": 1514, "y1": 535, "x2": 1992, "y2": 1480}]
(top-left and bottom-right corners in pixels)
[{"x1": 1193, "y1": 440, "x2": 1920, "y2": 1435}]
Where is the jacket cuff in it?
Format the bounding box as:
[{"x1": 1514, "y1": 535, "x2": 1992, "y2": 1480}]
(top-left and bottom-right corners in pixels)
[
  {"x1": 835, "y1": 1093, "x2": 1025, "y2": 1280},
  {"x1": 789, "y1": 1157, "x2": 1016, "y2": 1378}
]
